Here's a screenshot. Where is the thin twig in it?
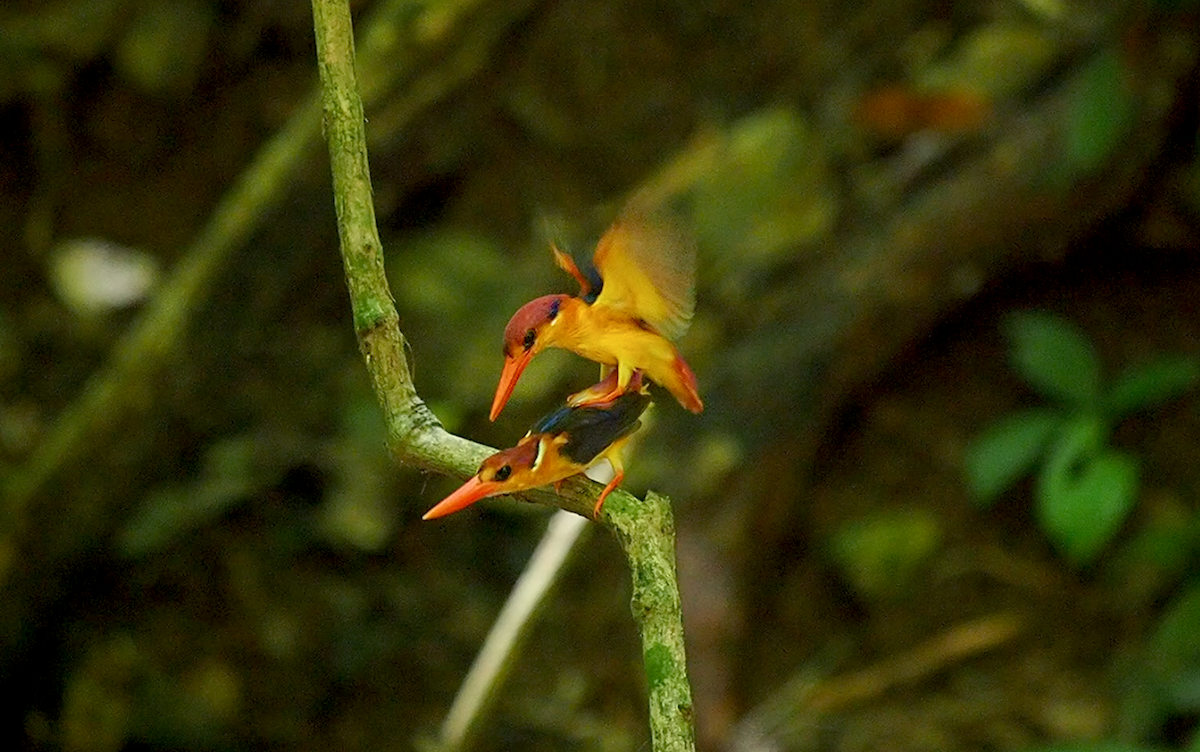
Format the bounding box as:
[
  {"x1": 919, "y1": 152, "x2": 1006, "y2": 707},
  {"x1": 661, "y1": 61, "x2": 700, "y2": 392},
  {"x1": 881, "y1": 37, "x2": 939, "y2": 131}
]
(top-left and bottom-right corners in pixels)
[
  {"x1": 805, "y1": 611, "x2": 1026, "y2": 713},
  {"x1": 728, "y1": 612, "x2": 1026, "y2": 752},
  {"x1": 437, "y1": 510, "x2": 591, "y2": 752}
]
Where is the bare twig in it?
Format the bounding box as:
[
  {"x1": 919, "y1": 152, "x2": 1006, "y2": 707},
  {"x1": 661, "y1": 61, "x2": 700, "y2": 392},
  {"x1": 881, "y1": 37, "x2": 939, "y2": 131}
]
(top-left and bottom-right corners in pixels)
[
  {"x1": 728, "y1": 612, "x2": 1026, "y2": 752},
  {"x1": 437, "y1": 510, "x2": 591, "y2": 752}
]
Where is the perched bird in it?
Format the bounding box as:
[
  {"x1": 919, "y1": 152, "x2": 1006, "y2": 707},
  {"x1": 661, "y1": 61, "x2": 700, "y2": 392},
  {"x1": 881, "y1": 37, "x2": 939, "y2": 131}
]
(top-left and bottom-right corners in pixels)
[
  {"x1": 489, "y1": 212, "x2": 703, "y2": 421},
  {"x1": 424, "y1": 388, "x2": 652, "y2": 520}
]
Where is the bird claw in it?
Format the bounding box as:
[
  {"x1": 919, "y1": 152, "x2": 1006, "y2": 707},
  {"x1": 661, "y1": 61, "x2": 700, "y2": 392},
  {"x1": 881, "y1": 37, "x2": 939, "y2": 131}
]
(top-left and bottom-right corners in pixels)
[
  {"x1": 591, "y1": 475, "x2": 622, "y2": 519},
  {"x1": 567, "y1": 370, "x2": 646, "y2": 409},
  {"x1": 568, "y1": 388, "x2": 623, "y2": 409}
]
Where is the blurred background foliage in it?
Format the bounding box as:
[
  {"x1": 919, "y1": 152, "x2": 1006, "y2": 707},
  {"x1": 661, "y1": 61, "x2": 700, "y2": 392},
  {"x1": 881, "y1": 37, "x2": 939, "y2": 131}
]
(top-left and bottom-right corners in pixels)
[{"x1": 2, "y1": 0, "x2": 1200, "y2": 750}]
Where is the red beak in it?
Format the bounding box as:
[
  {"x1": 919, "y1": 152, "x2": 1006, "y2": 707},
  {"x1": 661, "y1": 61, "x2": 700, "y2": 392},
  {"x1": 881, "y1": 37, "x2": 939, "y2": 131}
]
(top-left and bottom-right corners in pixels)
[
  {"x1": 423, "y1": 476, "x2": 500, "y2": 520},
  {"x1": 489, "y1": 351, "x2": 533, "y2": 421}
]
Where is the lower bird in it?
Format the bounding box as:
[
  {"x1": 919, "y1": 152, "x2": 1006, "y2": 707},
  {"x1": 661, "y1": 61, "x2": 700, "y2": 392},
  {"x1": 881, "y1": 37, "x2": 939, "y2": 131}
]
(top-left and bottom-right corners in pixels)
[{"x1": 424, "y1": 386, "x2": 651, "y2": 520}]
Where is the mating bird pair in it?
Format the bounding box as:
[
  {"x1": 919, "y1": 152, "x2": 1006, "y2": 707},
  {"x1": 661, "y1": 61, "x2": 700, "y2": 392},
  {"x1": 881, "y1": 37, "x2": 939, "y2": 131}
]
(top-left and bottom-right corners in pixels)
[{"x1": 422, "y1": 211, "x2": 703, "y2": 520}]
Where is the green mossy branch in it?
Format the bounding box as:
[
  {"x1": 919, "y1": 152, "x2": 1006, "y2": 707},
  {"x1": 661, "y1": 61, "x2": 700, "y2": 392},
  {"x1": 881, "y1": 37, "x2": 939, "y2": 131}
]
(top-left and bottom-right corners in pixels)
[
  {"x1": 310, "y1": 1, "x2": 696, "y2": 749},
  {"x1": 611, "y1": 491, "x2": 696, "y2": 751}
]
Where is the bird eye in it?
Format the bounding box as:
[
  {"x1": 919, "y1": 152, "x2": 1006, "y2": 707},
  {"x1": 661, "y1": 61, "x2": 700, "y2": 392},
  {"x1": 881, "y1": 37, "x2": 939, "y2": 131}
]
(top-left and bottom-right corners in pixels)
[
  {"x1": 495, "y1": 465, "x2": 512, "y2": 481},
  {"x1": 522, "y1": 329, "x2": 536, "y2": 350}
]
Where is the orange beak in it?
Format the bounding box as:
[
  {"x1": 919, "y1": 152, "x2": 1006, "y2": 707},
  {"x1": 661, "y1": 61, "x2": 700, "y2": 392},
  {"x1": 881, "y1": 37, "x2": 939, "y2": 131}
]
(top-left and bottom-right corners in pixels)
[
  {"x1": 489, "y1": 351, "x2": 534, "y2": 421},
  {"x1": 422, "y1": 476, "x2": 500, "y2": 520}
]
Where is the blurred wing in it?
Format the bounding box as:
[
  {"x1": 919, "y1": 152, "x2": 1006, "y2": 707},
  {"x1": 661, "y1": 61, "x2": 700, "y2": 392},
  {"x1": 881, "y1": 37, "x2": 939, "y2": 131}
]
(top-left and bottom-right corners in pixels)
[
  {"x1": 539, "y1": 212, "x2": 603, "y2": 302},
  {"x1": 591, "y1": 214, "x2": 696, "y2": 340},
  {"x1": 552, "y1": 245, "x2": 602, "y2": 302}
]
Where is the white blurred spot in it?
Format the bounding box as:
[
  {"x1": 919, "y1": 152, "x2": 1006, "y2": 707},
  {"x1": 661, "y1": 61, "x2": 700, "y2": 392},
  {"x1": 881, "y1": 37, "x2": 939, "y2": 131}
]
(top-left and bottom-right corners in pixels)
[
  {"x1": 584, "y1": 459, "x2": 615, "y2": 484},
  {"x1": 50, "y1": 238, "x2": 160, "y2": 314}
]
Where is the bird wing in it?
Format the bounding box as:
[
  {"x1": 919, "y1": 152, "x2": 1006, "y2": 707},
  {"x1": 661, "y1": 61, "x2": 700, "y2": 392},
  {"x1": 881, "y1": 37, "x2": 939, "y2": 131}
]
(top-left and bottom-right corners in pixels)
[
  {"x1": 552, "y1": 245, "x2": 603, "y2": 303},
  {"x1": 590, "y1": 213, "x2": 696, "y2": 340},
  {"x1": 531, "y1": 391, "x2": 652, "y2": 466}
]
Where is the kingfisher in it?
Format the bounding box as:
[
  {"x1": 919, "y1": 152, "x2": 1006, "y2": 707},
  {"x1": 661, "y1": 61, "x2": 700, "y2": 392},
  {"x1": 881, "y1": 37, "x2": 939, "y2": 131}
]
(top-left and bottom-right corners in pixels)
[
  {"x1": 424, "y1": 387, "x2": 652, "y2": 520},
  {"x1": 489, "y1": 212, "x2": 703, "y2": 421}
]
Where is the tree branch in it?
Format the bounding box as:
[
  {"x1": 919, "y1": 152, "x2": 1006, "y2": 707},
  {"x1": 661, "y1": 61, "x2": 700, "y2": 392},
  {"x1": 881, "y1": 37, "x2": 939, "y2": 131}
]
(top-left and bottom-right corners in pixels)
[{"x1": 311, "y1": 0, "x2": 696, "y2": 749}]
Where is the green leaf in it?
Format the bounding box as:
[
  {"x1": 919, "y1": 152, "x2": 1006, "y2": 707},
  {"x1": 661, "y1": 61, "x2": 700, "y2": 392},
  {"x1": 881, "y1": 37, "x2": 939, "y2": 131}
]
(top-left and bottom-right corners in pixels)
[
  {"x1": 1104, "y1": 355, "x2": 1200, "y2": 420},
  {"x1": 1065, "y1": 49, "x2": 1136, "y2": 172},
  {"x1": 1035, "y1": 416, "x2": 1138, "y2": 566},
  {"x1": 1103, "y1": 502, "x2": 1200, "y2": 606},
  {"x1": 1002, "y1": 311, "x2": 1102, "y2": 407},
  {"x1": 827, "y1": 509, "x2": 943, "y2": 601},
  {"x1": 1148, "y1": 580, "x2": 1200, "y2": 708},
  {"x1": 964, "y1": 408, "x2": 1064, "y2": 507}
]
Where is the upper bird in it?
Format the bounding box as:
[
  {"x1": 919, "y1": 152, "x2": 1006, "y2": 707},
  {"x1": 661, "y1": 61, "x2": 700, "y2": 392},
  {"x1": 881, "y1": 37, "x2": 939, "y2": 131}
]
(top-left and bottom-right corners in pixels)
[
  {"x1": 489, "y1": 211, "x2": 703, "y2": 421},
  {"x1": 424, "y1": 387, "x2": 652, "y2": 520}
]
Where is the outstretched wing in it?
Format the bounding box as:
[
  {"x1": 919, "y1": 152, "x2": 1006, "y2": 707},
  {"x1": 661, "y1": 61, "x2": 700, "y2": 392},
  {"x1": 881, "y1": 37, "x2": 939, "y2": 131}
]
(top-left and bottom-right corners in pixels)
[
  {"x1": 591, "y1": 213, "x2": 696, "y2": 340},
  {"x1": 530, "y1": 391, "x2": 652, "y2": 466}
]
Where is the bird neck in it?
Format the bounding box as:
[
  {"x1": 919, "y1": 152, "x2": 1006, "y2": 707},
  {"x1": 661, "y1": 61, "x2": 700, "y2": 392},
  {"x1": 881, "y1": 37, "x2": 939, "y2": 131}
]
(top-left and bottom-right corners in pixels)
[{"x1": 544, "y1": 295, "x2": 590, "y2": 345}]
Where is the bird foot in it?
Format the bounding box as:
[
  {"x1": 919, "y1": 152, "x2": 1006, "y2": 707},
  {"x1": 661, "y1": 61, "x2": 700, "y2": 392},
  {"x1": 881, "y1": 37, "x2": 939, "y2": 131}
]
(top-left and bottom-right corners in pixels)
[
  {"x1": 591, "y1": 471, "x2": 625, "y2": 519},
  {"x1": 567, "y1": 370, "x2": 646, "y2": 409},
  {"x1": 568, "y1": 388, "x2": 624, "y2": 409}
]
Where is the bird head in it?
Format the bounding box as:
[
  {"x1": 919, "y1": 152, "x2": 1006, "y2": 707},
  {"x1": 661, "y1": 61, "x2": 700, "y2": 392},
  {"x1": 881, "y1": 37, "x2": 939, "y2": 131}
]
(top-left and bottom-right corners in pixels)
[
  {"x1": 490, "y1": 294, "x2": 569, "y2": 420},
  {"x1": 422, "y1": 440, "x2": 540, "y2": 520}
]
